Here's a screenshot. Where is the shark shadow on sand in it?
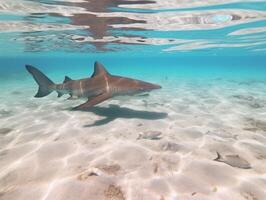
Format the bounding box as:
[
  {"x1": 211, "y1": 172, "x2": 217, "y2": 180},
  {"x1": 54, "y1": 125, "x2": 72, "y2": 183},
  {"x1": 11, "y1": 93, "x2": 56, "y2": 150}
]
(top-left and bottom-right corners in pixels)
[{"x1": 75, "y1": 104, "x2": 168, "y2": 127}]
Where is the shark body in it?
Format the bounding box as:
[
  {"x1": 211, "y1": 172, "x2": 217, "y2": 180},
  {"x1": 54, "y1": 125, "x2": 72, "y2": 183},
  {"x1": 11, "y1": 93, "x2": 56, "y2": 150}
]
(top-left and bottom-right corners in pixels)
[{"x1": 26, "y1": 62, "x2": 161, "y2": 110}]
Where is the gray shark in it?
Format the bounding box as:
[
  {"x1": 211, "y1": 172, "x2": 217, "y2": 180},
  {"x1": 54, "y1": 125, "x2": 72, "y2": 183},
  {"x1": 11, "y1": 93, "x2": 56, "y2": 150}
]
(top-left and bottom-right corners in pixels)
[{"x1": 26, "y1": 61, "x2": 161, "y2": 110}]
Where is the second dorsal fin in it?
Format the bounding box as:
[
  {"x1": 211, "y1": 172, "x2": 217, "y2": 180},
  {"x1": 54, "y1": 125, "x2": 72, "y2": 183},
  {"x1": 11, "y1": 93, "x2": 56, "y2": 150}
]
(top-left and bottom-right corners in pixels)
[
  {"x1": 91, "y1": 61, "x2": 110, "y2": 77},
  {"x1": 63, "y1": 76, "x2": 72, "y2": 83}
]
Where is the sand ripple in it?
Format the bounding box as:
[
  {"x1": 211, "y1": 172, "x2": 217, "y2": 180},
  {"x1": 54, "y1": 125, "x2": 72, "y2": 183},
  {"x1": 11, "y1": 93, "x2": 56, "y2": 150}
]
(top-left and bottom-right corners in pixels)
[{"x1": 0, "y1": 78, "x2": 266, "y2": 199}]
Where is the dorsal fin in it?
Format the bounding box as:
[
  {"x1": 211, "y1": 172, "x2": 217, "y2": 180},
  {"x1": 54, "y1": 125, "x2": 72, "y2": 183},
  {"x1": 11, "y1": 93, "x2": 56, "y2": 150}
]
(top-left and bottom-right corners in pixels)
[
  {"x1": 64, "y1": 76, "x2": 72, "y2": 83},
  {"x1": 91, "y1": 61, "x2": 110, "y2": 77}
]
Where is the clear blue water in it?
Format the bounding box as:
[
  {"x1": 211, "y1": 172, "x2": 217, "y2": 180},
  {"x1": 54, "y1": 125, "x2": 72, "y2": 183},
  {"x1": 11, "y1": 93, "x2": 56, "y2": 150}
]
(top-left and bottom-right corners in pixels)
[{"x1": 0, "y1": 0, "x2": 265, "y2": 81}]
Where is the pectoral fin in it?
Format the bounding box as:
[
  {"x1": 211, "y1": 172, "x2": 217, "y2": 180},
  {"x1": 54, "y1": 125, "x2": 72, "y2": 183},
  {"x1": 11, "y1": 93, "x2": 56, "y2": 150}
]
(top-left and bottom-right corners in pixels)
[
  {"x1": 57, "y1": 91, "x2": 64, "y2": 98},
  {"x1": 73, "y1": 93, "x2": 111, "y2": 110}
]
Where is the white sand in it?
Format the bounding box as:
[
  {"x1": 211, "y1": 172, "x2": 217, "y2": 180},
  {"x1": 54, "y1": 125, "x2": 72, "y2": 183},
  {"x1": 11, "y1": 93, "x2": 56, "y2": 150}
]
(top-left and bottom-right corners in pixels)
[{"x1": 0, "y1": 78, "x2": 266, "y2": 200}]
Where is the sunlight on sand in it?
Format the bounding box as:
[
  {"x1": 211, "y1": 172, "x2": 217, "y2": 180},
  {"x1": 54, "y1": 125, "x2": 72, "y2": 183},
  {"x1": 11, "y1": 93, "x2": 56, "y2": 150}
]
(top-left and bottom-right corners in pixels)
[{"x1": 0, "y1": 78, "x2": 266, "y2": 200}]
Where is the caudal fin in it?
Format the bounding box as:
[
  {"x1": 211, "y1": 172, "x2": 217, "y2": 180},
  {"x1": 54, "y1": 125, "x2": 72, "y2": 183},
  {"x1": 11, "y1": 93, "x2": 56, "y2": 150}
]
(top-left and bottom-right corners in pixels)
[{"x1": 25, "y1": 65, "x2": 54, "y2": 98}]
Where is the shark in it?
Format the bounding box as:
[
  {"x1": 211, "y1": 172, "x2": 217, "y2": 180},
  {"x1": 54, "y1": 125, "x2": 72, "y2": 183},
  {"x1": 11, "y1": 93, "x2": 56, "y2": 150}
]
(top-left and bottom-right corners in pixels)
[{"x1": 25, "y1": 61, "x2": 161, "y2": 110}]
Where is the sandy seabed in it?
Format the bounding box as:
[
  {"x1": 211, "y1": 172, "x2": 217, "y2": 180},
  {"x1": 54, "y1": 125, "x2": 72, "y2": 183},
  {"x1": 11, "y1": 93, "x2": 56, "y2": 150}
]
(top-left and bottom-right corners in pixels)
[{"x1": 0, "y1": 78, "x2": 266, "y2": 200}]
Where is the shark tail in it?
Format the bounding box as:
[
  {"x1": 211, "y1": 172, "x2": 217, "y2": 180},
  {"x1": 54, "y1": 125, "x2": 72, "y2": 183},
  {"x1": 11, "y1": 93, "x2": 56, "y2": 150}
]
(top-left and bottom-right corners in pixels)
[
  {"x1": 214, "y1": 151, "x2": 222, "y2": 161},
  {"x1": 25, "y1": 65, "x2": 55, "y2": 98}
]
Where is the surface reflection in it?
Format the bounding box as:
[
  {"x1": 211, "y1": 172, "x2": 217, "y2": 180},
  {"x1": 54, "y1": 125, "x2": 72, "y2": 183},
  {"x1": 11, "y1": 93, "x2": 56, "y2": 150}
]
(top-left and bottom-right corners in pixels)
[
  {"x1": 50, "y1": 0, "x2": 154, "y2": 51},
  {"x1": 0, "y1": 0, "x2": 265, "y2": 54}
]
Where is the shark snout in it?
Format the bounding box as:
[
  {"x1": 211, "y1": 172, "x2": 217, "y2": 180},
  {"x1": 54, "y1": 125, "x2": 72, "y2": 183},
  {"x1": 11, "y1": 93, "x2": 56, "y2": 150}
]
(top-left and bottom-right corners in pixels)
[
  {"x1": 139, "y1": 82, "x2": 162, "y2": 91},
  {"x1": 152, "y1": 84, "x2": 162, "y2": 89}
]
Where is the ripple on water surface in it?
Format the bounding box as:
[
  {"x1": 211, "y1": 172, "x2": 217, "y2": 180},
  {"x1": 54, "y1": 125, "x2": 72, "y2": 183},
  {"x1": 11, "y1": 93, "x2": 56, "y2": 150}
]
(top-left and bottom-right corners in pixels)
[{"x1": 0, "y1": 0, "x2": 265, "y2": 54}]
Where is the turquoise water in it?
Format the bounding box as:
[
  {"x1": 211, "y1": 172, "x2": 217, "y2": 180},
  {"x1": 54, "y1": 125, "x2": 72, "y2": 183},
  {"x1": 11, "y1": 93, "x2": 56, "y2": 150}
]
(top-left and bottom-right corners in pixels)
[
  {"x1": 1, "y1": 1, "x2": 266, "y2": 200},
  {"x1": 0, "y1": 0, "x2": 266, "y2": 80}
]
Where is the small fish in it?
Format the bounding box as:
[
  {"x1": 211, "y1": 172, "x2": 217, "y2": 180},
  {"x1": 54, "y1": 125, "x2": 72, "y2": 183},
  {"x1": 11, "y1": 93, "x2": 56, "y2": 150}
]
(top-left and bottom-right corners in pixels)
[
  {"x1": 137, "y1": 131, "x2": 162, "y2": 140},
  {"x1": 0, "y1": 128, "x2": 12, "y2": 135},
  {"x1": 214, "y1": 152, "x2": 251, "y2": 169}
]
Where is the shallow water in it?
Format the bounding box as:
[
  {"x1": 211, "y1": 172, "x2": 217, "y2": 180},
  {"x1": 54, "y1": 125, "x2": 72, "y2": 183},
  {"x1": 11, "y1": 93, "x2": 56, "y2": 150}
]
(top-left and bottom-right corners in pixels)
[{"x1": 0, "y1": 1, "x2": 266, "y2": 200}]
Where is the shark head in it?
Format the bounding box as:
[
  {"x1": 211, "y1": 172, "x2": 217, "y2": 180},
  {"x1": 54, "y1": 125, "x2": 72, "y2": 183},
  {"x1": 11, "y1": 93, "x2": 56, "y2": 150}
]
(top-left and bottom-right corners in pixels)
[
  {"x1": 132, "y1": 79, "x2": 161, "y2": 93},
  {"x1": 92, "y1": 61, "x2": 162, "y2": 96},
  {"x1": 115, "y1": 77, "x2": 161, "y2": 95}
]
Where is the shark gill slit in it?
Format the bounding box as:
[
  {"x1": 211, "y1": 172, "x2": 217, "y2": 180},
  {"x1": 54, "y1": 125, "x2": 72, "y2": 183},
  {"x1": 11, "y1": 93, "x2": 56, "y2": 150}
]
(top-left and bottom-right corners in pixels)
[
  {"x1": 104, "y1": 76, "x2": 110, "y2": 93},
  {"x1": 80, "y1": 81, "x2": 84, "y2": 96}
]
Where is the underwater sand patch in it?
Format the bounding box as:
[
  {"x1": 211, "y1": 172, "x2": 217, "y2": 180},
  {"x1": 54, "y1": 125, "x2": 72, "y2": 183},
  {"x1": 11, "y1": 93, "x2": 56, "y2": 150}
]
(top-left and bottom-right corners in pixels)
[
  {"x1": 137, "y1": 131, "x2": 162, "y2": 140},
  {"x1": 77, "y1": 172, "x2": 99, "y2": 181},
  {"x1": 97, "y1": 164, "x2": 121, "y2": 175},
  {"x1": 109, "y1": 145, "x2": 149, "y2": 170},
  {"x1": 77, "y1": 168, "x2": 100, "y2": 181},
  {"x1": 248, "y1": 102, "x2": 264, "y2": 109},
  {"x1": 244, "y1": 118, "x2": 266, "y2": 132},
  {"x1": 232, "y1": 95, "x2": 254, "y2": 101},
  {"x1": 238, "y1": 142, "x2": 266, "y2": 160},
  {"x1": 150, "y1": 154, "x2": 180, "y2": 175},
  {"x1": 238, "y1": 181, "x2": 266, "y2": 200},
  {"x1": 241, "y1": 192, "x2": 259, "y2": 200},
  {"x1": 104, "y1": 185, "x2": 125, "y2": 200},
  {"x1": 205, "y1": 130, "x2": 238, "y2": 140},
  {"x1": 160, "y1": 141, "x2": 182, "y2": 152},
  {"x1": 231, "y1": 95, "x2": 264, "y2": 109},
  {"x1": 11, "y1": 91, "x2": 22, "y2": 95},
  {"x1": 0, "y1": 109, "x2": 12, "y2": 118}
]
